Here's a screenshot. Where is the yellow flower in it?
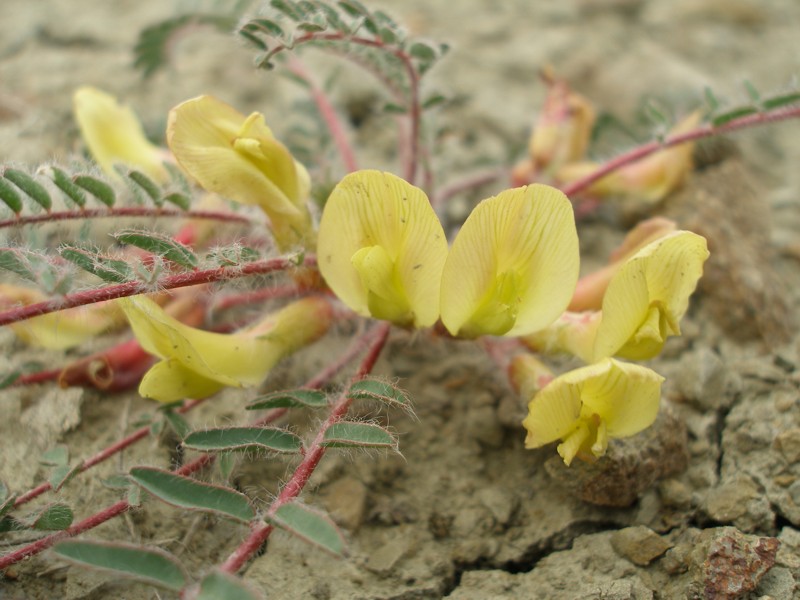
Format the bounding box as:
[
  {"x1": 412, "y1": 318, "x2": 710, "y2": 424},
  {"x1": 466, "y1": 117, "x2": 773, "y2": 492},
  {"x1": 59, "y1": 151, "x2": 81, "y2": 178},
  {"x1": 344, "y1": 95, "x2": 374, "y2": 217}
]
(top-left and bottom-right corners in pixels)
[
  {"x1": 557, "y1": 111, "x2": 701, "y2": 203},
  {"x1": 526, "y1": 230, "x2": 709, "y2": 362},
  {"x1": 73, "y1": 86, "x2": 169, "y2": 183},
  {"x1": 317, "y1": 170, "x2": 448, "y2": 328},
  {"x1": 522, "y1": 358, "x2": 664, "y2": 466},
  {"x1": 0, "y1": 284, "x2": 123, "y2": 350},
  {"x1": 440, "y1": 185, "x2": 579, "y2": 338},
  {"x1": 167, "y1": 95, "x2": 313, "y2": 251},
  {"x1": 120, "y1": 295, "x2": 331, "y2": 402}
]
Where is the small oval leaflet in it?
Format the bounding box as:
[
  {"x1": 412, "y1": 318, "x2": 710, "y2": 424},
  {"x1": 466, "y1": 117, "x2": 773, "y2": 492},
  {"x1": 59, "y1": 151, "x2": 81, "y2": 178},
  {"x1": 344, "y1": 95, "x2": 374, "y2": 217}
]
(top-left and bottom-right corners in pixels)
[
  {"x1": 246, "y1": 389, "x2": 328, "y2": 410},
  {"x1": 50, "y1": 167, "x2": 87, "y2": 207},
  {"x1": 53, "y1": 540, "x2": 189, "y2": 592},
  {"x1": 348, "y1": 378, "x2": 409, "y2": 408},
  {"x1": 0, "y1": 177, "x2": 23, "y2": 213},
  {"x1": 198, "y1": 569, "x2": 265, "y2": 600},
  {"x1": 129, "y1": 466, "x2": 255, "y2": 522},
  {"x1": 183, "y1": 427, "x2": 303, "y2": 454},
  {"x1": 113, "y1": 229, "x2": 198, "y2": 268},
  {"x1": 269, "y1": 502, "x2": 346, "y2": 556},
  {"x1": 73, "y1": 175, "x2": 116, "y2": 207},
  {"x1": 321, "y1": 421, "x2": 397, "y2": 449},
  {"x1": 4, "y1": 169, "x2": 52, "y2": 211}
]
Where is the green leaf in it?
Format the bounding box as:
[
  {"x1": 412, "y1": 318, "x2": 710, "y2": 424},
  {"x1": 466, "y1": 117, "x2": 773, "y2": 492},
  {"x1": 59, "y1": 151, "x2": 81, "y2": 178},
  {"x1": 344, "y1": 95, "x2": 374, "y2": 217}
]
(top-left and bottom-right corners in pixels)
[
  {"x1": 18, "y1": 502, "x2": 73, "y2": 530},
  {"x1": 4, "y1": 169, "x2": 51, "y2": 211},
  {"x1": 246, "y1": 18, "x2": 285, "y2": 37},
  {"x1": 163, "y1": 191, "x2": 191, "y2": 210},
  {"x1": 271, "y1": 0, "x2": 304, "y2": 20},
  {"x1": 422, "y1": 93, "x2": 447, "y2": 110},
  {"x1": 74, "y1": 175, "x2": 116, "y2": 207},
  {"x1": 217, "y1": 452, "x2": 238, "y2": 480},
  {"x1": 197, "y1": 569, "x2": 265, "y2": 600},
  {"x1": 269, "y1": 502, "x2": 346, "y2": 556},
  {"x1": 112, "y1": 229, "x2": 198, "y2": 268},
  {"x1": 0, "y1": 481, "x2": 16, "y2": 519},
  {"x1": 348, "y1": 379, "x2": 410, "y2": 409},
  {"x1": 40, "y1": 445, "x2": 69, "y2": 467},
  {"x1": 247, "y1": 389, "x2": 328, "y2": 410},
  {"x1": 50, "y1": 167, "x2": 87, "y2": 207},
  {"x1": 743, "y1": 79, "x2": 761, "y2": 103},
  {"x1": 0, "y1": 177, "x2": 23, "y2": 213},
  {"x1": 59, "y1": 246, "x2": 134, "y2": 283},
  {"x1": 408, "y1": 41, "x2": 437, "y2": 62},
  {"x1": 183, "y1": 427, "x2": 303, "y2": 454},
  {"x1": 322, "y1": 422, "x2": 397, "y2": 449},
  {"x1": 711, "y1": 106, "x2": 758, "y2": 127},
  {"x1": 53, "y1": 540, "x2": 189, "y2": 592},
  {"x1": 383, "y1": 102, "x2": 407, "y2": 115},
  {"x1": 129, "y1": 467, "x2": 255, "y2": 522},
  {"x1": 239, "y1": 29, "x2": 269, "y2": 50},
  {"x1": 704, "y1": 86, "x2": 720, "y2": 113},
  {"x1": 49, "y1": 463, "x2": 82, "y2": 492},
  {"x1": 0, "y1": 248, "x2": 34, "y2": 280},
  {"x1": 127, "y1": 170, "x2": 163, "y2": 205},
  {"x1": 763, "y1": 91, "x2": 800, "y2": 110},
  {"x1": 162, "y1": 410, "x2": 191, "y2": 439},
  {"x1": 0, "y1": 370, "x2": 20, "y2": 390}
]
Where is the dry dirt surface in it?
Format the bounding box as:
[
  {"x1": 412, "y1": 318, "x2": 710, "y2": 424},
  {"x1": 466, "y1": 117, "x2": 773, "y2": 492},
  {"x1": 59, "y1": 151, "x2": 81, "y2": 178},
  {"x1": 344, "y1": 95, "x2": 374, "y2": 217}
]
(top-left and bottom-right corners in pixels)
[{"x1": 2, "y1": 0, "x2": 800, "y2": 599}]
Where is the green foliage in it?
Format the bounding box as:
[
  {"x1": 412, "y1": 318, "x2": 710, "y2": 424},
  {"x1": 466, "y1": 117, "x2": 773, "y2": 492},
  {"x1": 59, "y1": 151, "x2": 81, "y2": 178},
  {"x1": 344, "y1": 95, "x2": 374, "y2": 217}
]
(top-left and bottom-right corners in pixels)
[
  {"x1": 112, "y1": 229, "x2": 198, "y2": 268},
  {"x1": 129, "y1": 467, "x2": 256, "y2": 522},
  {"x1": 1, "y1": 502, "x2": 74, "y2": 532},
  {"x1": 197, "y1": 570, "x2": 265, "y2": 600},
  {"x1": 59, "y1": 245, "x2": 135, "y2": 283},
  {"x1": 348, "y1": 378, "x2": 410, "y2": 410},
  {"x1": 322, "y1": 421, "x2": 397, "y2": 449},
  {"x1": 4, "y1": 169, "x2": 52, "y2": 211},
  {"x1": 182, "y1": 427, "x2": 303, "y2": 454},
  {"x1": 246, "y1": 388, "x2": 329, "y2": 409},
  {"x1": 269, "y1": 501, "x2": 346, "y2": 556},
  {"x1": 53, "y1": 540, "x2": 189, "y2": 591}
]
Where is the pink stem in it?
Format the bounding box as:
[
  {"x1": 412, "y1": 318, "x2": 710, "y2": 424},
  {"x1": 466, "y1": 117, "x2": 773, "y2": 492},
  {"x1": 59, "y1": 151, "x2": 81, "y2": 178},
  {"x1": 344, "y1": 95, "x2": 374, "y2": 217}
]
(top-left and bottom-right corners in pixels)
[
  {"x1": 0, "y1": 208, "x2": 253, "y2": 230},
  {"x1": 219, "y1": 322, "x2": 391, "y2": 574},
  {"x1": 561, "y1": 105, "x2": 800, "y2": 197},
  {"x1": 13, "y1": 399, "x2": 205, "y2": 509},
  {"x1": 0, "y1": 454, "x2": 213, "y2": 571},
  {"x1": 287, "y1": 58, "x2": 359, "y2": 174},
  {"x1": 0, "y1": 255, "x2": 317, "y2": 327}
]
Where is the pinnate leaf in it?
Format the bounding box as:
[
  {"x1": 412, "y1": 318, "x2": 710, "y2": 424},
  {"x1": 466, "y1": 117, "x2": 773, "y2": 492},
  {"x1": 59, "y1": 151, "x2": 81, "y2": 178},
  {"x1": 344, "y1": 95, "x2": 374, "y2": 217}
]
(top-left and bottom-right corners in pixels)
[
  {"x1": 53, "y1": 540, "x2": 188, "y2": 592},
  {"x1": 129, "y1": 466, "x2": 255, "y2": 522}
]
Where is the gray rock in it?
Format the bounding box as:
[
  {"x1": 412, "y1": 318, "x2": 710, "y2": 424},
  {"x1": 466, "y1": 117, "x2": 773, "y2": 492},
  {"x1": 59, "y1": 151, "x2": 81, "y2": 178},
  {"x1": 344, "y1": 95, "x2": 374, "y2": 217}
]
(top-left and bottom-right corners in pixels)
[{"x1": 611, "y1": 526, "x2": 672, "y2": 566}]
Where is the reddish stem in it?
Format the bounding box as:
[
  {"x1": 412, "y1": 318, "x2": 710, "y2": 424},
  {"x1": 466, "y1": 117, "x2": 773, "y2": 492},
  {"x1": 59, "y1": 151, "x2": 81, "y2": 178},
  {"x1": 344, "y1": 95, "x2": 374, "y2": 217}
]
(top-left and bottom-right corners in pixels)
[
  {"x1": 0, "y1": 454, "x2": 213, "y2": 571},
  {"x1": 11, "y1": 368, "x2": 62, "y2": 386},
  {"x1": 219, "y1": 321, "x2": 391, "y2": 574},
  {"x1": 13, "y1": 399, "x2": 205, "y2": 509},
  {"x1": 0, "y1": 208, "x2": 253, "y2": 230},
  {"x1": 287, "y1": 58, "x2": 359, "y2": 174},
  {"x1": 561, "y1": 105, "x2": 800, "y2": 197},
  {"x1": 0, "y1": 255, "x2": 317, "y2": 327}
]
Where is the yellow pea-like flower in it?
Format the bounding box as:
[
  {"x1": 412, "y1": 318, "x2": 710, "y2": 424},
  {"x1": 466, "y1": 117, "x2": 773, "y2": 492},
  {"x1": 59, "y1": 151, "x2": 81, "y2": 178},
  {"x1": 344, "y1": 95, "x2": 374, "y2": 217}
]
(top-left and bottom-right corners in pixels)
[
  {"x1": 0, "y1": 284, "x2": 123, "y2": 350},
  {"x1": 526, "y1": 230, "x2": 709, "y2": 362},
  {"x1": 120, "y1": 295, "x2": 331, "y2": 403},
  {"x1": 317, "y1": 170, "x2": 448, "y2": 328},
  {"x1": 440, "y1": 185, "x2": 579, "y2": 338},
  {"x1": 73, "y1": 86, "x2": 169, "y2": 183},
  {"x1": 556, "y1": 112, "x2": 701, "y2": 203},
  {"x1": 166, "y1": 95, "x2": 313, "y2": 250},
  {"x1": 522, "y1": 358, "x2": 663, "y2": 466}
]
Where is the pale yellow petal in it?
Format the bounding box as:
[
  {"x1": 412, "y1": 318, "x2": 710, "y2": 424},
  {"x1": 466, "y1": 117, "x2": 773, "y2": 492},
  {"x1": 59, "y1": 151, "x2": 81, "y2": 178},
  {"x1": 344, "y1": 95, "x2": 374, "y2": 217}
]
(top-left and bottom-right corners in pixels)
[
  {"x1": 440, "y1": 184, "x2": 579, "y2": 338},
  {"x1": 317, "y1": 170, "x2": 448, "y2": 328},
  {"x1": 138, "y1": 359, "x2": 226, "y2": 403},
  {"x1": 73, "y1": 86, "x2": 168, "y2": 183},
  {"x1": 578, "y1": 359, "x2": 663, "y2": 438},
  {"x1": 522, "y1": 377, "x2": 583, "y2": 449}
]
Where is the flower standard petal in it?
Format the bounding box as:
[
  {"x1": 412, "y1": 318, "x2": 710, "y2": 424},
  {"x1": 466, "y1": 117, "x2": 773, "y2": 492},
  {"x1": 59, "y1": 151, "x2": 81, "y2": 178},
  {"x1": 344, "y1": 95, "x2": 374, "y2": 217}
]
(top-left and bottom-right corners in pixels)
[
  {"x1": 594, "y1": 230, "x2": 708, "y2": 361},
  {"x1": 317, "y1": 170, "x2": 448, "y2": 328},
  {"x1": 73, "y1": 86, "x2": 169, "y2": 183},
  {"x1": 166, "y1": 95, "x2": 312, "y2": 249},
  {"x1": 440, "y1": 184, "x2": 579, "y2": 338},
  {"x1": 522, "y1": 358, "x2": 663, "y2": 465}
]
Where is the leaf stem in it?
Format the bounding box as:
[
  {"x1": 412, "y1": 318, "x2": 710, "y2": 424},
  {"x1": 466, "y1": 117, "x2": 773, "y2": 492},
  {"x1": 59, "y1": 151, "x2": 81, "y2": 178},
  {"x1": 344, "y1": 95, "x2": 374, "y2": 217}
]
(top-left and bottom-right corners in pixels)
[
  {"x1": 0, "y1": 208, "x2": 253, "y2": 230},
  {"x1": 0, "y1": 255, "x2": 317, "y2": 328},
  {"x1": 561, "y1": 105, "x2": 800, "y2": 197},
  {"x1": 219, "y1": 321, "x2": 391, "y2": 574}
]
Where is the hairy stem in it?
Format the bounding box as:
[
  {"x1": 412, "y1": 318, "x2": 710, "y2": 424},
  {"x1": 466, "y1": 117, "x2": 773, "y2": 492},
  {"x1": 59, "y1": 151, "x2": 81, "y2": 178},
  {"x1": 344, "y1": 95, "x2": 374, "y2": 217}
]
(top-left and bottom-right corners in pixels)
[
  {"x1": 561, "y1": 105, "x2": 800, "y2": 197},
  {"x1": 219, "y1": 321, "x2": 391, "y2": 574},
  {"x1": 0, "y1": 208, "x2": 253, "y2": 230},
  {"x1": 0, "y1": 255, "x2": 317, "y2": 327}
]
